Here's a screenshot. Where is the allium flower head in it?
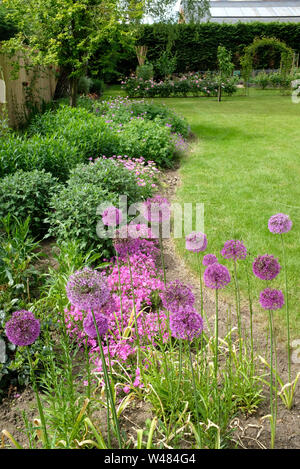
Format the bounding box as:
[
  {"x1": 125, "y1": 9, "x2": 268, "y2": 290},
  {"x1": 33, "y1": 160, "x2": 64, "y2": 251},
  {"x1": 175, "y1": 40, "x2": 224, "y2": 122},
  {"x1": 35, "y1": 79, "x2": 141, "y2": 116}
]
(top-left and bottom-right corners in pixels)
[
  {"x1": 170, "y1": 308, "x2": 203, "y2": 341},
  {"x1": 142, "y1": 195, "x2": 171, "y2": 224},
  {"x1": 102, "y1": 206, "x2": 123, "y2": 226},
  {"x1": 204, "y1": 263, "x2": 231, "y2": 289},
  {"x1": 160, "y1": 280, "x2": 195, "y2": 313},
  {"x1": 83, "y1": 311, "x2": 109, "y2": 338},
  {"x1": 66, "y1": 267, "x2": 110, "y2": 312},
  {"x1": 221, "y1": 240, "x2": 247, "y2": 261},
  {"x1": 203, "y1": 254, "x2": 218, "y2": 266},
  {"x1": 268, "y1": 213, "x2": 292, "y2": 234},
  {"x1": 185, "y1": 231, "x2": 207, "y2": 253},
  {"x1": 127, "y1": 223, "x2": 154, "y2": 239},
  {"x1": 259, "y1": 288, "x2": 284, "y2": 310},
  {"x1": 5, "y1": 311, "x2": 40, "y2": 346},
  {"x1": 253, "y1": 255, "x2": 281, "y2": 281}
]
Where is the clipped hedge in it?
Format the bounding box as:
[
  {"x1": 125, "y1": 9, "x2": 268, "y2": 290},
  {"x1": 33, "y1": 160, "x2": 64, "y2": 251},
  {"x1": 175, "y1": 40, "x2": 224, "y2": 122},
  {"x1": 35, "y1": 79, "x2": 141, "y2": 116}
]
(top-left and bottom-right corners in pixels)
[{"x1": 90, "y1": 22, "x2": 300, "y2": 81}]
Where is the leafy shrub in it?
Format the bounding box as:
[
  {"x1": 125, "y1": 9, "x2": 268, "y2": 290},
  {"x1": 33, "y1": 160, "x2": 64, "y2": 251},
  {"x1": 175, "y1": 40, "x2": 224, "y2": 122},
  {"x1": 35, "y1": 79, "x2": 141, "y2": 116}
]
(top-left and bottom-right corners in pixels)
[
  {"x1": 78, "y1": 76, "x2": 93, "y2": 95},
  {"x1": 0, "y1": 133, "x2": 81, "y2": 181},
  {"x1": 155, "y1": 50, "x2": 177, "y2": 79},
  {"x1": 254, "y1": 71, "x2": 270, "y2": 89},
  {"x1": 47, "y1": 183, "x2": 117, "y2": 253},
  {"x1": 90, "y1": 78, "x2": 104, "y2": 95},
  {"x1": 93, "y1": 96, "x2": 190, "y2": 138},
  {"x1": 122, "y1": 73, "x2": 238, "y2": 99},
  {"x1": 0, "y1": 170, "x2": 60, "y2": 237},
  {"x1": 119, "y1": 118, "x2": 176, "y2": 168},
  {"x1": 67, "y1": 158, "x2": 148, "y2": 204},
  {"x1": 48, "y1": 157, "x2": 154, "y2": 252},
  {"x1": 28, "y1": 105, "x2": 120, "y2": 164}
]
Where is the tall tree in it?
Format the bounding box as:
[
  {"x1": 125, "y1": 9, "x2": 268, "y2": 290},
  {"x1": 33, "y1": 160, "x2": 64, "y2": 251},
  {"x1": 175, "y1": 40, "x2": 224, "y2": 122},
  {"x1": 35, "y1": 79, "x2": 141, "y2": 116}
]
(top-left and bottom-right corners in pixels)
[{"x1": 2, "y1": 0, "x2": 144, "y2": 106}]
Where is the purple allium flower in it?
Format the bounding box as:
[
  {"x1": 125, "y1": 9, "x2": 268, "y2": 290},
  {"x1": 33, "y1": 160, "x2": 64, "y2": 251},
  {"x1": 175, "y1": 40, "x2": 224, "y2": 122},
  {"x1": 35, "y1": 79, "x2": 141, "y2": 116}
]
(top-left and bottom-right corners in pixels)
[
  {"x1": 203, "y1": 263, "x2": 231, "y2": 289},
  {"x1": 127, "y1": 223, "x2": 154, "y2": 239},
  {"x1": 66, "y1": 267, "x2": 110, "y2": 312},
  {"x1": 5, "y1": 311, "x2": 40, "y2": 346},
  {"x1": 268, "y1": 213, "x2": 292, "y2": 234},
  {"x1": 160, "y1": 280, "x2": 195, "y2": 313},
  {"x1": 83, "y1": 311, "x2": 109, "y2": 338},
  {"x1": 185, "y1": 231, "x2": 207, "y2": 253},
  {"x1": 203, "y1": 254, "x2": 218, "y2": 266},
  {"x1": 142, "y1": 195, "x2": 171, "y2": 224},
  {"x1": 252, "y1": 255, "x2": 281, "y2": 281},
  {"x1": 259, "y1": 288, "x2": 284, "y2": 310},
  {"x1": 170, "y1": 308, "x2": 203, "y2": 341},
  {"x1": 102, "y1": 206, "x2": 123, "y2": 226},
  {"x1": 221, "y1": 240, "x2": 247, "y2": 261}
]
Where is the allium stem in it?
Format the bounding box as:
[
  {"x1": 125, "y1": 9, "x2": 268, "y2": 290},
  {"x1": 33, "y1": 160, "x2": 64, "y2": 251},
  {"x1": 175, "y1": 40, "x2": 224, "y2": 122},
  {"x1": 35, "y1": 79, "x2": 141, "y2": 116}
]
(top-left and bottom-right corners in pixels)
[
  {"x1": 281, "y1": 234, "x2": 291, "y2": 384},
  {"x1": 268, "y1": 310, "x2": 277, "y2": 449},
  {"x1": 26, "y1": 348, "x2": 50, "y2": 449},
  {"x1": 214, "y1": 289, "x2": 219, "y2": 379},
  {"x1": 188, "y1": 343, "x2": 202, "y2": 449},
  {"x1": 245, "y1": 263, "x2": 254, "y2": 369},
  {"x1": 91, "y1": 310, "x2": 122, "y2": 448},
  {"x1": 159, "y1": 228, "x2": 167, "y2": 287},
  {"x1": 115, "y1": 250, "x2": 124, "y2": 332},
  {"x1": 233, "y1": 261, "x2": 242, "y2": 337}
]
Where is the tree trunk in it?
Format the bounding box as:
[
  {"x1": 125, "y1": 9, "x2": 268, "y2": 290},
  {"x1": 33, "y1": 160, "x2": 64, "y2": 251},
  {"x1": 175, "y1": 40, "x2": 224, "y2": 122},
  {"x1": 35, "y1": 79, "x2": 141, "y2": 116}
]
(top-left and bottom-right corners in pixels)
[{"x1": 70, "y1": 77, "x2": 78, "y2": 107}]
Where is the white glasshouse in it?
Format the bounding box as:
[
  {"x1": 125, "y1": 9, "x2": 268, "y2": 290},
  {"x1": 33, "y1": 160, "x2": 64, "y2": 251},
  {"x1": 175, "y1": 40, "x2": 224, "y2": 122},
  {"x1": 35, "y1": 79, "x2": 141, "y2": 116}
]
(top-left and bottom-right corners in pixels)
[{"x1": 206, "y1": 0, "x2": 300, "y2": 23}]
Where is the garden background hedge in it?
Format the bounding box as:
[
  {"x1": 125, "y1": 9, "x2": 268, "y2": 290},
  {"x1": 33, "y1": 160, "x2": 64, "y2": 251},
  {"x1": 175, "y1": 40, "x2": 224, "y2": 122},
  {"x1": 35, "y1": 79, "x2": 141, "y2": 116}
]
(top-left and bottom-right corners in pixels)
[{"x1": 90, "y1": 22, "x2": 300, "y2": 82}]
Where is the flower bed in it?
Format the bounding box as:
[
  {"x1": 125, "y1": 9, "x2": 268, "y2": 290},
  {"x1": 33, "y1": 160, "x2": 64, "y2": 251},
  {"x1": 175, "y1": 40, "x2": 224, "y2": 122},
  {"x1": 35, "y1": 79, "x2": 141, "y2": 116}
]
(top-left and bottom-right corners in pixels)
[{"x1": 121, "y1": 73, "x2": 238, "y2": 99}]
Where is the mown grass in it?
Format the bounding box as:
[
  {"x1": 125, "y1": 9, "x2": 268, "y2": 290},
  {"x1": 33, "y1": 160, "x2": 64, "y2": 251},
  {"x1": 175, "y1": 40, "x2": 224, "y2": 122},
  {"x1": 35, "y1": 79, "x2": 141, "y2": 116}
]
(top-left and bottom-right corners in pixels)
[
  {"x1": 103, "y1": 86, "x2": 300, "y2": 337},
  {"x1": 156, "y1": 89, "x2": 300, "y2": 338}
]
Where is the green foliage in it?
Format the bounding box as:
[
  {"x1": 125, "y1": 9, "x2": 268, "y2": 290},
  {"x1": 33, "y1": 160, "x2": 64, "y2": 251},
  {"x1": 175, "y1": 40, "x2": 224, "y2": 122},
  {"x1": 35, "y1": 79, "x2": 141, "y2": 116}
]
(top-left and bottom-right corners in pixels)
[
  {"x1": 68, "y1": 158, "x2": 147, "y2": 203},
  {"x1": 241, "y1": 37, "x2": 294, "y2": 85},
  {"x1": 217, "y1": 46, "x2": 234, "y2": 78},
  {"x1": 0, "y1": 132, "x2": 81, "y2": 181},
  {"x1": 136, "y1": 63, "x2": 154, "y2": 81},
  {"x1": 47, "y1": 183, "x2": 116, "y2": 253},
  {"x1": 155, "y1": 50, "x2": 177, "y2": 80},
  {"x1": 0, "y1": 3, "x2": 17, "y2": 41},
  {"x1": 0, "y1": 170, "x2": 60, "y2": 237},
  {"x1": 253, "y1": 71, "x2": 270, "y2": 89},
  {"x1": 47, "y1": 157, "x2": 152, "y2": 252},
  {"x1": 90, "y1": 78, "x2": 104, "y2": 95},
  {"x1": 119, "y1": 118, "x2": 176, "y2": 168},
  {"x1": 78, "y1": 76, "x2": 93, "y2": 95},
  {"x1": 102, "y1": 23, "x2": 300, "y2": 79}
]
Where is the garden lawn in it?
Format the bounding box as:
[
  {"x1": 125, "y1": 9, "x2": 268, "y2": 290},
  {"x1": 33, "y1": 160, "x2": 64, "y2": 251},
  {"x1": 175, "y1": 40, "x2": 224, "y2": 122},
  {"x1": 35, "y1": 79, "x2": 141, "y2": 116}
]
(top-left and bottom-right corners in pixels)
[{"x1": 155, "y1": 89, "x2": 300, "y2": 337}]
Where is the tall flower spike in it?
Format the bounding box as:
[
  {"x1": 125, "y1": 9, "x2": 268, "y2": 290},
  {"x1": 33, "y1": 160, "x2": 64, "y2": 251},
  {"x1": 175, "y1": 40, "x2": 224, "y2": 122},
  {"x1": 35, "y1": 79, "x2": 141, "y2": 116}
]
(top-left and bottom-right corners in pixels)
[
  {"x1": 160, "y1": 280, "x2": 195, "y2": 313},
  {"x1": 268, "y1": 213, "x2": 292, "y2": 234},
  {"x1": 203, "y1": 263, "x2": 231, "y2": 289},
  {"x1": 186, "y1": 232, "x2": 207, "y2": 253},
  {"x1": 142, "y1": 195, "x2": 171, "y2": 224},
  {"x1": 259, "y1": 288, "x2": 284, "y2": 311},
  {"x1": 83, "y1": 311, "x2": 109, "y2": 338},
  {"x1": 5, "y1": 311, "x2": 40, "y2": 346},
  {"x1": 253, "y1": 255, "x2": 281, "y2": 281},
  {"x1": 170, "y1": 308, "x2": 203, "y2": 341},
  {"x1": 203, "y1": 254, "x2": 218, "y2": 266},
  {"x1": 221, "y1": 240, "x2": 247, "y2": 261}
]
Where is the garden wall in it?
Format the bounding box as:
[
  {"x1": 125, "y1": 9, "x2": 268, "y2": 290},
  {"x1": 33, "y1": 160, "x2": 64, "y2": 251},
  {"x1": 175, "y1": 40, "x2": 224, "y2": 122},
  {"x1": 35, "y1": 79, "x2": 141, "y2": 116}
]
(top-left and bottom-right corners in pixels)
[{"x1": 0, "y1": 52, "x2": 57, "y2": 127}]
